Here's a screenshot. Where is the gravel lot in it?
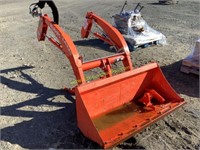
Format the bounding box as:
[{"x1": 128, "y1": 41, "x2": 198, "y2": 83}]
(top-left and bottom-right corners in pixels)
[{"x1": 0, "y1": 0, "x2": 199, "y2": 149}]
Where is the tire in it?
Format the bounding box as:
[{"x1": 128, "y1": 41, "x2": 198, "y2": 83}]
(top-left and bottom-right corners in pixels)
[
  {"x1": 127, "y1": 42, "x2": 136, "y2": 52},
  {"x1": 154, "y1": 41, "x2": 159, "y2": 45},
  {"x1": 142, "y1": 43, "x2": 149, "y2": 48}
]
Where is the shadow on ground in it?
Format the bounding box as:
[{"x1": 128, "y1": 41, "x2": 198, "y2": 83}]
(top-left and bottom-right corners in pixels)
[
  {"x1": 74, "y1": 39, "x2": 116, "y2": 53},
  {"x1": 1, "y1": 60, "x2": 198, "y2": 149},
  {"x1": 0, "y1": 66, "x2": 144, "y2": 149},
  {"x1": 148, "y1": 2, "x2": 173, "y2": 5},
  {"x1": 0, "y1": 66, "x2": 99, "y2": 149},
  {"x1": 161, "y1": 60, "x2": 199, "y2": 98}
]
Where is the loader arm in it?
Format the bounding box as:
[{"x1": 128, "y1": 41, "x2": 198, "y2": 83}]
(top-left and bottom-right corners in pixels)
[
  {"x1": 81, "y1": 12, "x2": 129, "y2": 54},
  {"x1": 81, "y1": 12, "x2": 133, "y2": 72},
  {"x1": 37, "y1": 15, "x2": 86, "y2": 84},
  {"x1": 37, "y1": 14, "x2": 133, "y2": 86}
]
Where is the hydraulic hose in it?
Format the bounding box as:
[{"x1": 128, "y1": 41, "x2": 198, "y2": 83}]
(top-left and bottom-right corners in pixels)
[{"x1": 37, "y1": 0, "x2": 59, "y2": 24}]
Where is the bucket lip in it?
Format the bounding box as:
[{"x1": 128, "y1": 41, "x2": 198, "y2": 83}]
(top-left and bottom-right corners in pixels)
[
  {"x1": 102, "y1": 101, "x2": 186, "y2": 149},
  {"x1": 76, "y1": 62, "x2": 159, "y2": 93}
]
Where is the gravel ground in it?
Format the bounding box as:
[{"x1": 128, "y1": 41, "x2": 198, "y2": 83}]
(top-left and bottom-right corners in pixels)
[{"x1": 0, "y1": 0, "x2": 199, "y2": 149}]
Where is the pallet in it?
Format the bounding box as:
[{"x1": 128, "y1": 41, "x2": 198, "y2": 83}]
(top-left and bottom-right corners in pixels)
[
  {"x1": 128, "y1": 40, "x2": 158, "y2": 51},
  {"x1": 180, "y1": 58, "x2": 199, "y2": 75},
  {"x1": 182, "y1": 58, "x2": 199, "y2": 68},
  {"x1": 180, "y1": 65, "x2": 199, "y2": 75}
]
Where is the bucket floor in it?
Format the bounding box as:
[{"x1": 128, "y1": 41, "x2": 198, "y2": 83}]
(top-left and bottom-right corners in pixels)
[
  {"x1": 93, "y1": 102, "x2": 141, "y2": 131},
  {"x1": 92, "y1": 101, "x2": 184, "y2": 147}
]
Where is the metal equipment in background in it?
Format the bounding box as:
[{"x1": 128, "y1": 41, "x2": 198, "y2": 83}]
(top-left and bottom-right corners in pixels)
[{"x1": 113, "y1": 2, "x2": 167, "y2": 51}]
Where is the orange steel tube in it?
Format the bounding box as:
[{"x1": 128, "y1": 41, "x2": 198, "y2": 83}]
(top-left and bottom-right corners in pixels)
[
  {"x1": 47, "y1": 36, "x2": 63, "y2": 50},
  {"x1": 82, "y1": 54, "x2": 125, "y2": 71}
]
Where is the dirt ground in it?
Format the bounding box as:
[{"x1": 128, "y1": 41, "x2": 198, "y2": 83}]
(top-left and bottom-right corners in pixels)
[{"x1": 0, "y1": 0, "x2": 199, "y2": 149}]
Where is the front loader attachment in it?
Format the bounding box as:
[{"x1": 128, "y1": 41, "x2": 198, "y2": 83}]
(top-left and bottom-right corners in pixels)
[
  {"x1": 33, "y1": 10, "x2": 185, "y2": 148},
  {"x1": 75, "y1": 63, "x2": 185, "y2": 148}
]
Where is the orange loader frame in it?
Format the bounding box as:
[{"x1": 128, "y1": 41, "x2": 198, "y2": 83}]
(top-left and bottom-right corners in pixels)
[
  {"x1": 36, "y1": 12, "x2": 186, "y2": 148},
  {"x1": 37, "y1": 12, "x2": 133, "y2": 86}
]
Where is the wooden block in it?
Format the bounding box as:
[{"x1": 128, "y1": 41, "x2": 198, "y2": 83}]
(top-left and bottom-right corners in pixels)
[
  {"x1": 182, "y1": 39, "x2": 200, "y2": 67},
  {"x1": 182, "y1": 58, "x2": 199, "y2": 68},
  {"x1": 180, "y1": 65, "x2": 199, "y2": 76}
]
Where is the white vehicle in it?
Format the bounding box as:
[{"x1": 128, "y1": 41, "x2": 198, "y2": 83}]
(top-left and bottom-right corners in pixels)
[{"x1": 113, "y1": 2, "x2": 166, "y2": 51}]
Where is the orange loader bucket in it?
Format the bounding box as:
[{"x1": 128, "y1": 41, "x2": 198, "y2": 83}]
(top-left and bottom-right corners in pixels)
[{"x1": 75, "y1": 63, "x2": 185, "y2": 148}]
